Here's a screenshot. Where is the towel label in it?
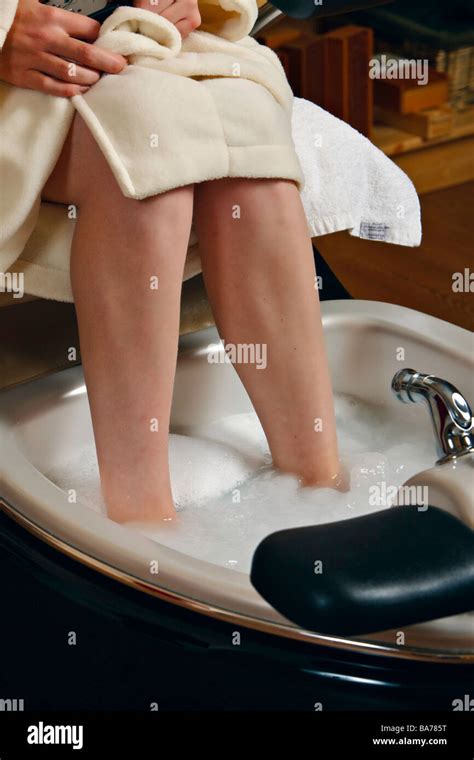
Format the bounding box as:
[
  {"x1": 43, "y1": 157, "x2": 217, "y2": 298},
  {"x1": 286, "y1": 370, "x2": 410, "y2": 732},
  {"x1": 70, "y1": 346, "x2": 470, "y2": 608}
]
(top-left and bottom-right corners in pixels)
[{"x1": 359, "y1": 221, "x2": 390, "y2": 241}]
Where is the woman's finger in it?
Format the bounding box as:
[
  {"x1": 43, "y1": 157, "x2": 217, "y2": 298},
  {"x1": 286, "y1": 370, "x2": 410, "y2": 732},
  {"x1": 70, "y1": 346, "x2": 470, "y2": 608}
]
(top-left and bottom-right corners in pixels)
[
  {"x1": 36, "y1": 52, "x2": 101, "y2": 87},
  {"x1": 49, "y1": 35, "x2": 127, "y2": 74},
  {"x1": 46, "y1": 5, "x2": 102, "y2": 42},
  {"x1": 158, "y1": 4, "x2": 187, "y2": 26},
  {"x1": 160, "y1": 3, "x2": 201, "y2": 34},
  {"x1": 174, "y1": 19, "x2": 195, "y2": 38},
  {"x1": 25, "y1": 69, "x2": 89, "y2": 98}
]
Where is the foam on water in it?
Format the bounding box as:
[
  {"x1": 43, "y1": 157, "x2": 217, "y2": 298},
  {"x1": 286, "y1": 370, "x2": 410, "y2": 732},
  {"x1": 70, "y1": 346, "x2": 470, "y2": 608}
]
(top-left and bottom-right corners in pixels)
[{"x1": 45, "y1": 395, "x2": 435, "y2": 572}]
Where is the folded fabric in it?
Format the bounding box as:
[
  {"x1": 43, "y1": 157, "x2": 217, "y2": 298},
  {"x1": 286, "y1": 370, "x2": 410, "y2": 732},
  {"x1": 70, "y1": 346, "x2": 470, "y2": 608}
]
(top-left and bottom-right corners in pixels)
[
  {"x1": 0, "y1": 0, "x2": 17, "y2": 49},
  {"x1": 294, "y1": 98, "x2": 421, "y2": 247},
  {"x1": 95, "y1": 6, "x2": 183, "y2": 61}
]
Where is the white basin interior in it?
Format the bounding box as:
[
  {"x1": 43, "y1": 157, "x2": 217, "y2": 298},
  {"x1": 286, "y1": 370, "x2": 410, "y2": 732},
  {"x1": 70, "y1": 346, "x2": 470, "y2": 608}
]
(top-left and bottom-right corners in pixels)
[{"x1": 0, "y1": 300, "x2": 473, "y2": 657}]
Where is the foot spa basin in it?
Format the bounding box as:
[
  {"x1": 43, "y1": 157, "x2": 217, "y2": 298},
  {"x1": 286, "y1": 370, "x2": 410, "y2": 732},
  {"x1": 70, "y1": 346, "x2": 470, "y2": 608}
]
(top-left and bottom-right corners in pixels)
[{"x1": 0, "y1": 300, "x2": 473, "y2": 672}]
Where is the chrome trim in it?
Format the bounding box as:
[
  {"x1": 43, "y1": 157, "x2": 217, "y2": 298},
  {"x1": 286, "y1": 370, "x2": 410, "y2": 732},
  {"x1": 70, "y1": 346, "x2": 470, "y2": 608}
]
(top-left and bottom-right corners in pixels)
[
  {"x1": 392, "y1": 369, "x2": 474, "y2": 464},
  {"x1": 251, "y1": 4, "x2": 283, "y2": 36},
  {"x1": 1, "y1": 495, "x2": 472, "y2": 665}
]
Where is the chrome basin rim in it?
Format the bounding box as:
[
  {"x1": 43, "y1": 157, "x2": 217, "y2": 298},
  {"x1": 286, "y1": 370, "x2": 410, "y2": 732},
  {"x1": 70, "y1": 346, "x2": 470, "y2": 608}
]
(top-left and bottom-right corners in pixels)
[{"x1": 1, "y1": 495, "x2": 472, "y2": 666}]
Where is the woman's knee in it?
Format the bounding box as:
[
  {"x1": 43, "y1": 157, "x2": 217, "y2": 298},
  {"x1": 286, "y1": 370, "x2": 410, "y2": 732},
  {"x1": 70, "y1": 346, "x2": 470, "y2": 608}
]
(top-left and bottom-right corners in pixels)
[
  {"x1": 195, "y1": 177, "x2": 299, "y2": 224},
  {"x1": 43, "y1": 114, "x2": 124, "y2": 207},
  {"x1": 197, "y1": 176, "x2": 297, "y2": 203}
]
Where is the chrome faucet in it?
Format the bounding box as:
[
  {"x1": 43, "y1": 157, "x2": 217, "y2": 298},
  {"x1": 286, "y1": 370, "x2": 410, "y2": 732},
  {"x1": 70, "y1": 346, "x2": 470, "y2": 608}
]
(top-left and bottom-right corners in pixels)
[{"x1": 392, "y1": 368, "x2": 474, "y2": 464}]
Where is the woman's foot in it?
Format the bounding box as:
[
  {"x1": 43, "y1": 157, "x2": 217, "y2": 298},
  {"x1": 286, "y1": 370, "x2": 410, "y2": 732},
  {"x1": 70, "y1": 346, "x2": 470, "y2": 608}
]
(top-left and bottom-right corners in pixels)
[
  {"x1": 298, "y1": 463, "x2": 350, "y2": 492},
  {"x1": 99, "y1": 462, "x2": 178, "y2": 523},
  {"x1": 273, "y1": 453, "x2": 349, "y2": 492},
  {"x1": 104, "y1": 499, "x2": 178, "y2": 524}
]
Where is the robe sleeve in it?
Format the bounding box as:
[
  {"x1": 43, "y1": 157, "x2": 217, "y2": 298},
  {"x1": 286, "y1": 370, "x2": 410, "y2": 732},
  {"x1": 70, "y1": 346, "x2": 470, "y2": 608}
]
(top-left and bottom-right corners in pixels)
[{"x1": 0, "y1": 0, "x2": 19, "y2": 50}]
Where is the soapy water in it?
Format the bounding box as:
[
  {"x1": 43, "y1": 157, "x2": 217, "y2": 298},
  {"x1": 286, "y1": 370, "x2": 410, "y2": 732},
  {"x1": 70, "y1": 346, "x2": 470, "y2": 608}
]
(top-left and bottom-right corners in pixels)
[{"x1": 45, "y1": 395, "x2": 436, "y2": 573}]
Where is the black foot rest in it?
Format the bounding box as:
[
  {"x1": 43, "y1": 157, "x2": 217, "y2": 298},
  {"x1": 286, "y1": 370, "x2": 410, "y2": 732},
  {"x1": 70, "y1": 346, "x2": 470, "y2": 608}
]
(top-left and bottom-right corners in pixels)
[{"x1": 250, "y1": 506, "x2": 474, "y2": 636}]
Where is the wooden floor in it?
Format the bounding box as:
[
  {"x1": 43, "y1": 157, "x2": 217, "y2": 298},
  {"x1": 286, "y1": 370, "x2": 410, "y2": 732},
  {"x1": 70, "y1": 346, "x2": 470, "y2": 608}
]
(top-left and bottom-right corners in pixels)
[{"x1": 316, "y1": 181, "x2": 474, "y2": 332}]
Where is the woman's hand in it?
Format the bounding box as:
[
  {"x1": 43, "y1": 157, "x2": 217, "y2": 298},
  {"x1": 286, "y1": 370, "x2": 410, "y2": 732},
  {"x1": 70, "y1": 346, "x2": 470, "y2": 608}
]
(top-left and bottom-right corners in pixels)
[
  {"x1": 133, "y1": 0, "x2": 201, "y2": 39},
  {"x1": 0, "y1": 0, "x2": 127, "y2": 97}
]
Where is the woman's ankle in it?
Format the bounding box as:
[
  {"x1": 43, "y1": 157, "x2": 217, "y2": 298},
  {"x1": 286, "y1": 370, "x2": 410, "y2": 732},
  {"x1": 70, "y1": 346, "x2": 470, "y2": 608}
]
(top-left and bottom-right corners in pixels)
[
  {"x1": 101, "y1": 478, "x2": 177, "y2": 524},
  {"x1": 106, "y1": 500, "x2": 177, "y2": 524},
  {"x1": 273, "y1": 451, "x2": 347, "y2": 492}
]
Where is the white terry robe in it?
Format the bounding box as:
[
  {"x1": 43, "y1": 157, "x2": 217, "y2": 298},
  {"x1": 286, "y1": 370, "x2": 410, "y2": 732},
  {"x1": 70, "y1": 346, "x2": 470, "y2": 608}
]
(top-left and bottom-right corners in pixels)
[
  {"x1": 0, "y1": 1, "x2": 421, "y2": 303},
  {"x1": 0, "y1": 0, "x2": 306, "y2": 300}
]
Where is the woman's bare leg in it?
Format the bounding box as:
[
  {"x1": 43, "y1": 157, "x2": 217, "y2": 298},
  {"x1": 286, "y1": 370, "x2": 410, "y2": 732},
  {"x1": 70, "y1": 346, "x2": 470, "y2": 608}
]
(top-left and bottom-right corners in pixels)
[
  {"x1": 43, "y1": 115, "x2": 194, "y2": 522},
  {"x1": 193, "y1": 177, "x2": 340, "y2": 487}
]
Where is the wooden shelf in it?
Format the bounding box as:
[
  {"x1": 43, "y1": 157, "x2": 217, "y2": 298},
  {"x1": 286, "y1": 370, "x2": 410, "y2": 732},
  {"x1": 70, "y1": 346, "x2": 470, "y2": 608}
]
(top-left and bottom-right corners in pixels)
[
  {"x1": 371, "y1": 106, "x2": 474, "y2": 193},
  {"x1": 372, "y1": 106, "x2": 474, "y2": 157}
]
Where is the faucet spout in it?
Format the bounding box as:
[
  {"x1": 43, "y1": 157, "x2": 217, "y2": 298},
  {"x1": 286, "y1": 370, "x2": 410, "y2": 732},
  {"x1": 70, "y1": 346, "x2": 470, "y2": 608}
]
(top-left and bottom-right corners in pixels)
[{"x1": 392, "y1": 368, "x2": 474, "y2": 464}]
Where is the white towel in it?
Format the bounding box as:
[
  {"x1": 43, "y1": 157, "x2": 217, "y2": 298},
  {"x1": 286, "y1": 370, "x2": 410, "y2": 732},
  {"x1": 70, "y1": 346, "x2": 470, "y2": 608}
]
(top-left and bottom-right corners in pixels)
[{"x1": 293, "y1": 98, "x2": 421, "y2": 247}]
